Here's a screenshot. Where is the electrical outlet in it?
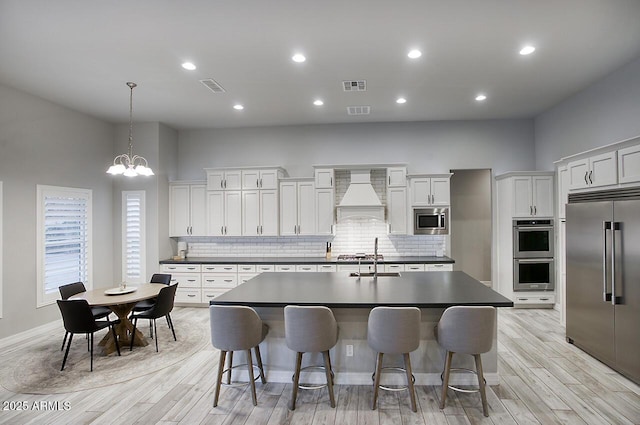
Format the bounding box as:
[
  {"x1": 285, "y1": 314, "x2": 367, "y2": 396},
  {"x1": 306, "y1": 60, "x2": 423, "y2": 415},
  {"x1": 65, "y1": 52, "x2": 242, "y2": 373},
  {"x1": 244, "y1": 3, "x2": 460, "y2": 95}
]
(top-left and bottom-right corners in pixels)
[{"x1": 346, "y1": 344, "x2": 354, "y2": 357}]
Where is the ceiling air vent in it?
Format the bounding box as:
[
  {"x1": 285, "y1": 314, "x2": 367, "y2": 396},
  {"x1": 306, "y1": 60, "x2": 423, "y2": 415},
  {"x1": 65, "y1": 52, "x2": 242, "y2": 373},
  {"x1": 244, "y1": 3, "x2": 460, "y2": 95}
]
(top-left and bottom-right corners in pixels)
[
  {"x1": 343, "y1": 80, "x2": 366, "y2": 92},
  {"x1": 199, "y1": 79, "x2": 226, "y2": 93},
  {"x1": 347, "y1": 106, "x2": 371, "y2": 115}
]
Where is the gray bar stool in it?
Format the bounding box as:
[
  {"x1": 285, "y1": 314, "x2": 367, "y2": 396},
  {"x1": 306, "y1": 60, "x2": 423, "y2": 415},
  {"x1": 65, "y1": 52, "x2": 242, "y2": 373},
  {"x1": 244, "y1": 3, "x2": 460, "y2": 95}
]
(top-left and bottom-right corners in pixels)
[
  {"x1": 284, "y1": 305, "x2": 338, "y2": 410},
  {"x1": 435, "y1": 305, "x2": 496, "y2": 417},
  {"x1": 367, "y1": 306, "x2": 421, "y2": 412},
  {"x1": 210, "y1": 305, "x2": 268, "y2": 407}
]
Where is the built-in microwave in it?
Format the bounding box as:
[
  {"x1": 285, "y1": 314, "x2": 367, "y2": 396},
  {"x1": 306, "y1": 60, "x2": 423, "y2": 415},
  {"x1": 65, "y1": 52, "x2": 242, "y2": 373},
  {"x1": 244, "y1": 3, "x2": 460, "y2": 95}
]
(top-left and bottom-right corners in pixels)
[{"x1": 413, "y1": 208, "x2": 448, "y2": 235}]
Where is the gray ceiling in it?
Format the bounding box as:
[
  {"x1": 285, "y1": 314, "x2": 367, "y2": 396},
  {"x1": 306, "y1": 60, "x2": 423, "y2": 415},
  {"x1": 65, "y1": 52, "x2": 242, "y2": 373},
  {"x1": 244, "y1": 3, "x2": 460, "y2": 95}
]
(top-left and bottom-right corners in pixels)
[{"x1": 2, "y1": 0, "x2": 640, "y2": 130}]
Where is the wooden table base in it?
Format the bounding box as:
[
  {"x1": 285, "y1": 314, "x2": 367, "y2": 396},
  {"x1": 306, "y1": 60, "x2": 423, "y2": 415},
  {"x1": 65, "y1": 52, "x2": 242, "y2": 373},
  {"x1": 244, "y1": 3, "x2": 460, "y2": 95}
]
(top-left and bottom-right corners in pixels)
[{"x1": 98, "y1": 302, "x2": 149, "y2": 354}]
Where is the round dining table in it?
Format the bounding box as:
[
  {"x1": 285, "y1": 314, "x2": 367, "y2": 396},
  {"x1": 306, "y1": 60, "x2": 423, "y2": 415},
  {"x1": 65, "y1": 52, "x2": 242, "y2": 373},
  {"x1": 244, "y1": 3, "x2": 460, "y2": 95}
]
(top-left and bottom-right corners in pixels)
[{"x1": 70, "y1": 283, "x2": 166, "y2": 355}]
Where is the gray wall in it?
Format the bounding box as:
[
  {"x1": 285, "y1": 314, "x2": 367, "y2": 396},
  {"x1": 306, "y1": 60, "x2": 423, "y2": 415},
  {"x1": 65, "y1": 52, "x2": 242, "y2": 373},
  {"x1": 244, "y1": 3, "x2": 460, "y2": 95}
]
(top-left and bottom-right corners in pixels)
[
  {"x1": 0, "y1": 84, "x2": 115, "y2": 338},
  {"x1": 111, "y1": 122, "x2": 177, "y2": 283},
  {"x1": 178, "y1": 119, "x2": 536, "y2": 179},
  {"x1": 535, "y1": 56, "x2": 640, "y2": 170}
]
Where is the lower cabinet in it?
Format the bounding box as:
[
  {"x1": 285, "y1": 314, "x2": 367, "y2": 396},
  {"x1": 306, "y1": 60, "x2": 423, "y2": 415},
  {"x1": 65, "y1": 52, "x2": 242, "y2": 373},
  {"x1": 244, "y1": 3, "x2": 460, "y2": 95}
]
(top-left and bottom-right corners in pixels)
[
  {"x1": 161, "y1": 261, "x2": 454, "y2": 305},
  {"x1": 513, "y1": 293, "x2": 555, "y2": 306}
]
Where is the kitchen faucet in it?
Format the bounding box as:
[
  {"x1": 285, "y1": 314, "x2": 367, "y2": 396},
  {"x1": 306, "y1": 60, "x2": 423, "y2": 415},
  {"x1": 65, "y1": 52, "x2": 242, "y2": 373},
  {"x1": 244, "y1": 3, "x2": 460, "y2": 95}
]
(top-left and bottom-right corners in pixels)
[{"x1": 373, "y1": 237, "x2": 378, "y2": 277}]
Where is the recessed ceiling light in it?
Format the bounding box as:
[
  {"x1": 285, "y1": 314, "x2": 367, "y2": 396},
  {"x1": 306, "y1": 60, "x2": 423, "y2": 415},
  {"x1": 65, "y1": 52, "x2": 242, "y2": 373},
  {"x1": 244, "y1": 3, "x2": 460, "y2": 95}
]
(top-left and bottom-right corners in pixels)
[
  {"x1": 181, "y1": 62, "x2": 196, "y2": 70},
  {"x1": 233, "y1": 104, "x2": 244, "y2": 110},
  {"x1": 519, "y1": 45, "x2": 536, "y2": 55},
  {"x1": 313, "y1": 99, "x2": 324, "y2": 106},
  {"x1": 407, "y1": 49, "x2": 422, "y2": 59},
  {"x1": 396, "y1": 97, "x2": 407, "y2": 104},
  {"x1": 292, "y1": 53, "x2": 306, "y2": 63},
  {"x1": 475, "y1": 94, "x2": 487, "y2": 101}
]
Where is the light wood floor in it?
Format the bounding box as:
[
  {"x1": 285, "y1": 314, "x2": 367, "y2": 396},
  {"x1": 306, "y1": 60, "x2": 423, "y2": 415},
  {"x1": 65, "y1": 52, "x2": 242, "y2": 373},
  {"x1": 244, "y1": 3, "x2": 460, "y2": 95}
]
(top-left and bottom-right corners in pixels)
[{"x1": 0, "y1": 307, "x2": 638, "y2": 425}]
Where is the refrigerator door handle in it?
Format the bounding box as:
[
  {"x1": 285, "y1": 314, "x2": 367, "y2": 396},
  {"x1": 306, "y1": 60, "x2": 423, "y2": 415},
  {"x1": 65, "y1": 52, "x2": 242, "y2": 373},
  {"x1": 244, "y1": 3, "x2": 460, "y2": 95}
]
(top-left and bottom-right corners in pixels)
[
  {"x1": 603, "y1": 221, "x2": 612, "y2": 302},
  {"x1": 611, "y1": 222, "x2": 620, "y2": 305}
]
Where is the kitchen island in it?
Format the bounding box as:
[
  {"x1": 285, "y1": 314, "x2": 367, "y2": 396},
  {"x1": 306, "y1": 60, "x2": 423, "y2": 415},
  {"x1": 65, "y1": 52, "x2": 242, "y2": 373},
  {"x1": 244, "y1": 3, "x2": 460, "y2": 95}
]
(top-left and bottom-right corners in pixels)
[{"x1": 210, "y1": 271, "x2": 513, "y2": 385}]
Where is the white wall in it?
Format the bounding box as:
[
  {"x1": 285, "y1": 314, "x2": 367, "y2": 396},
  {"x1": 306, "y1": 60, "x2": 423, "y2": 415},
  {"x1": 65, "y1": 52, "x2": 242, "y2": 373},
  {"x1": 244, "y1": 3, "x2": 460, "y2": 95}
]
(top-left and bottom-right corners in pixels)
[
  {"x1": 178, "y1": 119, "x2": 535, "y2": 179},
  {"x1": 0, "y1": 84, "x2": 115, "y2": 338},
  {"x1": 535, "y1": 56, "x2": 640, "y2": 169}
]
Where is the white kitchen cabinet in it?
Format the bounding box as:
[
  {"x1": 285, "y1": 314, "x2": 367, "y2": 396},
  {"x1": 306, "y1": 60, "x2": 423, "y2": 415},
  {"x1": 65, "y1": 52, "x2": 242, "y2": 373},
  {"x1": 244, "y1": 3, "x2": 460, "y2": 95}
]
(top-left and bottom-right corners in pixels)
[
  {"x1": 206, "y1": 190, "x2": 242, "y2": 236},
  {"x1": 568, "y1": 151, "x2": 617, "y2": 190},
  {"x1": 557, "y1": 165, "x2": 570, "y2": 219},
  {"x1": 315, "y1": 188, "x2": 335, "y2": 235},
  {"x1": 275, "y1": 265, "x2": 296, "y2": 272},
  {"x1": 318, "y1": 264, "x2": 337, "y2": 272},
  {"x1": 315, "y1": 168, "x2": 334, "y2": 189},
  {"x1": 206, "y1": 169, "x2": 242, "y2": 191},
  {"x1": 387, "y1": 167, "x2": 407, "y2": 187},
  {"x1": 425, "y1": 264, "x2": 453, "y2": 271},
  {"x1": 242, "y1": 190, "x2": 278, "y2": 236},
  {"x1": 241, "y1": 168, "x2": 283, "y2": 190},
  {"x1": 387, "y1": 186, "x2": 407, "y2": 235},
  {"x1": 280, "y1": 180, "x2": 316, "y2": 236},
  {"x1": 513, "y1": 175, "x2": 554, "y2": 217},
  {"x1": 296, "y1": 265, "x2": 317, "y2": 272},
  {"x1": 513, "y1": 293, "x2": 555, "y2": 306},
  {"x1": 161, "y1": 264, "x2": 202, "y2": 305},
  {"x1": 409, "y1": 176, "x2": 450, "y2": 206},
  {"x1": 169, "y1": 183, "x2": 206, "y2": 236},
  {"x1": 618, "y1": 144, "x2": 640, "y2": 184},
  {"x1": 384, "y1": 264, "x2": 405, "y2": 273}
]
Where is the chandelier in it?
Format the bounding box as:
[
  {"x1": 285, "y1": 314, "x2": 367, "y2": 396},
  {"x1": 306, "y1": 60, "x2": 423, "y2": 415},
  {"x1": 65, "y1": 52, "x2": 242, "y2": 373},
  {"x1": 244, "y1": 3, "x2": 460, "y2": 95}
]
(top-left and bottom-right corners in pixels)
[{"x1": 106, "y1": 82, "x2": 154, "y2": 177}]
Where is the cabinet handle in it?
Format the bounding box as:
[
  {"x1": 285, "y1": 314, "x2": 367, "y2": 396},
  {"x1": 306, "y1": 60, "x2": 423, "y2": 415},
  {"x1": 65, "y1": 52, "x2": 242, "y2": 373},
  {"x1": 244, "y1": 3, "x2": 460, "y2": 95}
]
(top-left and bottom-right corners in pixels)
[
  {"x1": 540, "y1": 298, "x2": 549, "y2": 301},
  {"x1": 389, "y1": 176, "x2": 391, "y2": 185},
  {"x1": 256, "y1": 178, "x2": 259, "y2": 188},
  {"x1": 187, "y1": 294, "x2": 196, "y2": 298},
  {"x1": 221, "y1": 226, "x2": 224, "y2": 235},
  {"x1": 221, "y1": 180, "x2": 224, "y2": 189},
  {"x1": 534, "y1": 206, "x2": 537, "y2": 215},
  {"x1": 584, "y1": 171, "x2": 589, "y2": 185},
  {"x1": 260, "y1": 225, "x2": 263, "y2": 234},
  {"x1": 224, "y1": 279, "x2": 233, "y2": 283},
  {"x1": 330, "y1": 177, "x2": 333, "y2": 187},
  {"x1": 589, "y1": 170, "x2": 593, "y2": 184},
  {"x1": 260, "y1": 178, "x2": 263, "y2": 188}
]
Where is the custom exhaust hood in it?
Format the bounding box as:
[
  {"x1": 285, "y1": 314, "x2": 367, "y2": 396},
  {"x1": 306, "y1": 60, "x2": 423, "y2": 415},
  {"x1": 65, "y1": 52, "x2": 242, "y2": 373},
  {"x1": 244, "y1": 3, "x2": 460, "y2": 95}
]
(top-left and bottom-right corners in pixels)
[{"x1": 336, "y1": 169, "x2": 385, "y2": 221}]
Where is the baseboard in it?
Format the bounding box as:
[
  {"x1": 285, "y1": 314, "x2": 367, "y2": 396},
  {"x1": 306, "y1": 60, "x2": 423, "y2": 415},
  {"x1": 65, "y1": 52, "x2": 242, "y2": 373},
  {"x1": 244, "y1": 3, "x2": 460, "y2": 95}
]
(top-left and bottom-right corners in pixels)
[{"x1": 0, "y1": 319, "x2": 62, "y2": 350}]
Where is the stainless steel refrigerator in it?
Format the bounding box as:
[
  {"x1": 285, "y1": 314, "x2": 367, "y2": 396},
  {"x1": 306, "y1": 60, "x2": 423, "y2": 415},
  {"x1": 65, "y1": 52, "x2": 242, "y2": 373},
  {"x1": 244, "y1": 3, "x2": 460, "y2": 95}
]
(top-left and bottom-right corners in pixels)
[{"x1": 566, "y1": 188, "x2": 640, "y2": 384}]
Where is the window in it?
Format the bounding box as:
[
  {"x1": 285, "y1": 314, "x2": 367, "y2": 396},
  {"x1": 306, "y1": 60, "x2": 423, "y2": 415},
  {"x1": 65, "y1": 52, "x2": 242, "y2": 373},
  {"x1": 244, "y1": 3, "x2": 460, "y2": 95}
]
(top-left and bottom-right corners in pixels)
[
  {"x1": 122, "y1": 191, "x2": 146, "y2": 284},
  {"x1": 37, "y1": 185, "x2": 92, "y2": 307}
]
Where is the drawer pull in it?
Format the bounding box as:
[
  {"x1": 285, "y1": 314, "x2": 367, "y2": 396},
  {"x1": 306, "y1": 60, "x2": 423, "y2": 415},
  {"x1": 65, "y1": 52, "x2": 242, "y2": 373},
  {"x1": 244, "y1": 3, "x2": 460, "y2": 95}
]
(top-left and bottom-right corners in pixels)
[
  {"x1": 187, "y1": 294, "x2": 196, "y2": 298},
  {"x1": 206, "y1": 294, "x2": 215, "y2": 298},
  {"x1": 187, "y1": 267, "x2": 196, "y2": 270},
  {"x1": 224, "y1": 267, "x2": 233, "y2": 270},
  {"x1": 224, "y1": 279, "x2": 233, "y2": 283}
]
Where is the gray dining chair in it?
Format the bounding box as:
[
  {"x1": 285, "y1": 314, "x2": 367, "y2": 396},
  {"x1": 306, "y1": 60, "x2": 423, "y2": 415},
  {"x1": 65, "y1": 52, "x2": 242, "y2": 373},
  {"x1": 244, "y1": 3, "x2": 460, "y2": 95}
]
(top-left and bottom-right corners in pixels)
[
  {"x1": 210, "y1": 305, "x2": 268, "y2": 407},
  {"x1": 435, "y1": 306, "x2": 496, "y2": 417},
  {"x1": 284, "y1": 305, "x2": 338, "y2": 410},
  {"x1": 367, "y1": 306, "x2": 421, "y2": 412}
]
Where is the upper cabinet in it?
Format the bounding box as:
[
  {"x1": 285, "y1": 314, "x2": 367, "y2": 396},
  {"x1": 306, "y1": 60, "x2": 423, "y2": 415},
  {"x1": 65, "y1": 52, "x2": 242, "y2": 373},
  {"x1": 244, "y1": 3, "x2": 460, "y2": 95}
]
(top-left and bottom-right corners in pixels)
[
  {"x1": 496, "y1": 172, "x2": 554, "y2": 218},
  {"x1": 206, "y1": 169, "x2": 242, "y2": 191},
  {"x1": 387, "y1": 186, "x2": 407, "y2": 235},
  {"x1": 512, "y1": 175, "x2": 554, "y2": 217},
  {"x1": 206, "y1": 190, "x2": 242, "y2": 236},
  {"x1": 409, "y1": 175, "x2": 451, "y2": 206},
  {"x1": 387, "y1": 167, "x2": 407, "y2": 187},
  {"x1": 618, "y1": 144, "x2": 640, "y2": 184},
  {"x1": 280, "y1": 179, "x2": 316, "y2": 236},
  {"x1": 241, "y1": 168, "x2": 285, "y2": 190},
  {"x1": 567, "y1": 151, "x2": 617, "y2": 190},
  {"x1": 169, "y1": 183, "x2": 207, "y2": 237},
  {"x1": 242, "y1": 190, "x2": 278, "y2": 236},
  {"x1": 315, "y1": 168, "x2": 334, "y2": 189}
]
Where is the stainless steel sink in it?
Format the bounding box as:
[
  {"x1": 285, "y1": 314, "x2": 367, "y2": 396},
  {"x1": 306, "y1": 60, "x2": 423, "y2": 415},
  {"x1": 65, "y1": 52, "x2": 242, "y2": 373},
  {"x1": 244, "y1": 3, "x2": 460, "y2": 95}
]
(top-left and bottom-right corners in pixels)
[{"x1": 349, "y1": 272, "x2": 401, "y2": 277}]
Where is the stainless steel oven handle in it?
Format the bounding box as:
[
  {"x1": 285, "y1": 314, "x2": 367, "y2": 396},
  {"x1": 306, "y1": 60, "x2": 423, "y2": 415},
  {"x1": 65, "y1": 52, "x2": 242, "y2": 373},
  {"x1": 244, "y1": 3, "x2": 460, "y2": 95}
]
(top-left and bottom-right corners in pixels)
[{"x1": 515, "y1": 226, "x2": 554, "y2": 231}]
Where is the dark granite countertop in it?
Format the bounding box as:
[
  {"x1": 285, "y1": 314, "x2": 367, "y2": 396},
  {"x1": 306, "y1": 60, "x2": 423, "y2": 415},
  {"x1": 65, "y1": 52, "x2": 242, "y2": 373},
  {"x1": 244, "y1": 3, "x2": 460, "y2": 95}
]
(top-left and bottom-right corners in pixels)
[
  {"x1": 160, "y1": 256, "x2": 455, "y2": 265},
  {"x1": 208, "y1": 271, "x2": 512, "y2": 308}
]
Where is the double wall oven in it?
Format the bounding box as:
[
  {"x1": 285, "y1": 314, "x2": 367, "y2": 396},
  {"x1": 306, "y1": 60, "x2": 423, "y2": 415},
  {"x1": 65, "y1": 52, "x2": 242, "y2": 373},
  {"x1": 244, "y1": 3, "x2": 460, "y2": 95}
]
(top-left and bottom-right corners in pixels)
[{"x1": 512, "y1": 219, "x2": 555, "y2": 291}]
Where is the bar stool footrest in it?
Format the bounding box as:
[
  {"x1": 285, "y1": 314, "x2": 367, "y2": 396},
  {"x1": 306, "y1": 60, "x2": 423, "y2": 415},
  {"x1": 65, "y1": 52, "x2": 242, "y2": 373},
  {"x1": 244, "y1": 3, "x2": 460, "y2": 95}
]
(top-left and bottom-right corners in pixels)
[
  {"x1": 292, "y1": 365, "x2": 335, "y2": 390},
  {"x1": 441, "y1": 368, "x2": 486, "y2": 393},
  {"x1": 221, "y1": 363, "x2": 263, "y2": 388},
  {"x1": 372, "y1": 367, "x2": 416, "y2": 392}
]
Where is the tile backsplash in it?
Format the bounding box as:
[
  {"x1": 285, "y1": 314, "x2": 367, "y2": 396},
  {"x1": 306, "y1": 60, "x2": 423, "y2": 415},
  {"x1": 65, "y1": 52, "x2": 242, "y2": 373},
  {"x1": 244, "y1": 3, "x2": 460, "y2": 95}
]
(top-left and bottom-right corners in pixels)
[{"x1": 184, "y1": 217, "x2": 446, "y2": 258}]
